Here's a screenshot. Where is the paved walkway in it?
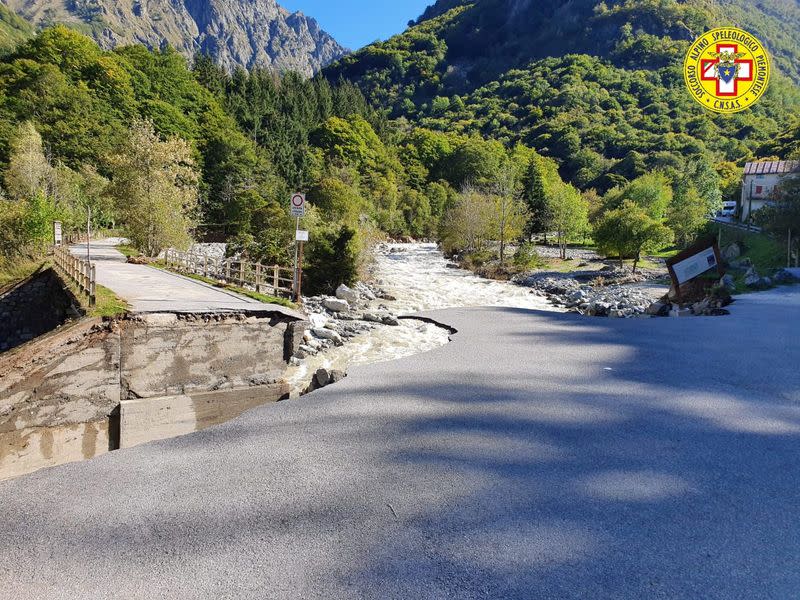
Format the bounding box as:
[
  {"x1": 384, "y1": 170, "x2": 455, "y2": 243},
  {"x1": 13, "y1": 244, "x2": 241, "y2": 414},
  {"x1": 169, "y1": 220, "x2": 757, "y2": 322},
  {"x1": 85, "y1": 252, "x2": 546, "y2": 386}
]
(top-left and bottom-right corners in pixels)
[
  {"x1": 69, "y1": 239, "x2": 298, "y2": 316},
  {"x1": 1, "y1": 287, "x2": 799, "y2": 598}
]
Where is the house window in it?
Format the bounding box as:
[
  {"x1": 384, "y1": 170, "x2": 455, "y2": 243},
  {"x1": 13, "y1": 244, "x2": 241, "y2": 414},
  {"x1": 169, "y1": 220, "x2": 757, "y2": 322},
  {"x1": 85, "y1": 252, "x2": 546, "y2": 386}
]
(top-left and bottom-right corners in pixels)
[{"x1": 755, "y1": 186, "x2": 763, "y2": 195}]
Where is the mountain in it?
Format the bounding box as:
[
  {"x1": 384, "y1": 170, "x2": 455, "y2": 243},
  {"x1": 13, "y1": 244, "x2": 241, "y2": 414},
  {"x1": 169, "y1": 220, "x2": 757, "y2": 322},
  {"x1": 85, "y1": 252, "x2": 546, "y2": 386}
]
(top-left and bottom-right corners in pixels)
[
  {"x1": 325, "y1": 0, "x2": 800, "y2": 191},
  {"x1": 0, "y1": 0, "x2": 347, "y2": 76},
  {"x1": 0, "y1": 4, "x2": 31, "y2": 54}
]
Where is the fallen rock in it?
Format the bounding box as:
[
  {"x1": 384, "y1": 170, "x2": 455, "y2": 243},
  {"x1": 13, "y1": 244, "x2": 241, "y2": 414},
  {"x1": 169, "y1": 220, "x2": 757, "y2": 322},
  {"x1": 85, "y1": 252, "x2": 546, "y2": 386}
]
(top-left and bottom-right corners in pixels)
[
  {"x1": 729, "y1": 257, "x2": 753, "y2": 271},
  {"x1": 311, "y1": 327, "x2": 344, "y2": 346},
  {"x1": 329, "y1": 370, "x2": 347, "y2": 384},
  {"x1": 722, "y1": 242, "x2": 742, "y2": 260},
  {"x1": 336, "y1": 284, "x2": 359, "y2": 304},
  {"x1": 323, "y1": 298, "x2": 350, "y2": 313},
  {"x1": 744, "y1": 268, "x2": 761, "y2": 287},
  {"x1": 314, "y1": 368, "x2": 331, "y2": 389},
  {"x1": 646, "y1": 301, "x2": 670, "y2": 317},
  {"x1": 773, "y1": 269, "x2": 799, "y2": 284},
  {"x1": 719, "y1": 274, "x2": 736, "y2": 292}
]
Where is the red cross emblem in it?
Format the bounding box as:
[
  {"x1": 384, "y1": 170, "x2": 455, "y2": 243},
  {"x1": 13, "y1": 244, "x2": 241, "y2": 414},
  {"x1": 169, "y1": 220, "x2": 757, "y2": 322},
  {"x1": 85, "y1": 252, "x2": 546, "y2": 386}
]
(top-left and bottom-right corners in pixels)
[{"x1": 700, "y1": 44, "x2": 753, "y2": 97}]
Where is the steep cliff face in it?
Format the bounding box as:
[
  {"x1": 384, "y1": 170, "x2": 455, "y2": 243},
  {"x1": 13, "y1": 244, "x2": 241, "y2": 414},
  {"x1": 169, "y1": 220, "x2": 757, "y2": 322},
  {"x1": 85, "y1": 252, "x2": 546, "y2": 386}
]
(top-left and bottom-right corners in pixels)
[{"x1": 0, "y1": 0, "x2": 347, "y2": 75}]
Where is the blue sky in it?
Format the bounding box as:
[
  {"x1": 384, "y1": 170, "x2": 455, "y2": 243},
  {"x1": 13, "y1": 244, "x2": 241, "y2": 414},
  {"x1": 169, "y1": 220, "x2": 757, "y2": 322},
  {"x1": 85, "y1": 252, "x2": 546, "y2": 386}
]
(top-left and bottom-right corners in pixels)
[{"x1": 280, "y1": 0, "x2": 434, "y2": 50}]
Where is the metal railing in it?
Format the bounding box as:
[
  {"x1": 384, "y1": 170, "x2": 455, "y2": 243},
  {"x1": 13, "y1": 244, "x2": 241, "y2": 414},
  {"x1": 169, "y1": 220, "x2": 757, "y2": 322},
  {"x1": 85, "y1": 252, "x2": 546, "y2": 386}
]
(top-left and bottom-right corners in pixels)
[
  {"x1": 164, "y1": 249, "x2": 296, "y2": 298},
  {"x1": 53, "y1": 245, "x2": 96, "y2": 306}
]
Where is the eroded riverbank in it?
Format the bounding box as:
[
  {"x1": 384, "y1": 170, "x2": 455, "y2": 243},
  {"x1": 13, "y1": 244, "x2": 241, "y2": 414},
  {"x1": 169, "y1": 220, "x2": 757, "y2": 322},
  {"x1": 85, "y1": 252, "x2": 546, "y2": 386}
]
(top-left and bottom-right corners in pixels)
[{"x1": 287, "y1": 243, "x2": 560, "y2": 391}]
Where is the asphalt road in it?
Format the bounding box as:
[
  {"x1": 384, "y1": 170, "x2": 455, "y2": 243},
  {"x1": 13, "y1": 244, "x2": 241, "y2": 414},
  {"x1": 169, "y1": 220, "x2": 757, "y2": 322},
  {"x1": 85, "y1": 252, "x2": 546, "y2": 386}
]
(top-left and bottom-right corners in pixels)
[
  {"x1": 69, "y1": 240, "x2": 296, "y2": 315},
  {"x1": 1, "y1": 288, "x2": 799, "y2": 599}
]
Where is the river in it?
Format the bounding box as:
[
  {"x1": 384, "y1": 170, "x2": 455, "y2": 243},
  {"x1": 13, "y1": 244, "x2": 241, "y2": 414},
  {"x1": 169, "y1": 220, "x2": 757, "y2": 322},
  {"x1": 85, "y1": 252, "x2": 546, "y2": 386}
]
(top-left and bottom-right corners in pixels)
[{"x1": 287, "y1": 243, "x2": 558, "y2": 390}]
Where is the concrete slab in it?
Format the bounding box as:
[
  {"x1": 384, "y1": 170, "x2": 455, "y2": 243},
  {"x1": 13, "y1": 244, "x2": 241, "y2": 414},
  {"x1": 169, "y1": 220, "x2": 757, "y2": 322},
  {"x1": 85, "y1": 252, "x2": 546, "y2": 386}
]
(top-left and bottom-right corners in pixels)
[{"x1": 69, "y1": 240, "x2": 303, "y2": 319}]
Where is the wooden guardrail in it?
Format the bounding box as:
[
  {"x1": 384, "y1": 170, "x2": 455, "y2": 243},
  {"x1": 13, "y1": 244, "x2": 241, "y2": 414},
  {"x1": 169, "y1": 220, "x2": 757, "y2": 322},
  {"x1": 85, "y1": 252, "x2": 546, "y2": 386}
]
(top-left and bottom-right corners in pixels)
[
  {"x1": 53, "y1": 245, "x2": 96, "y2": 306},
  {"x1": 164, "y1": 249, "x2": 296, "y2": 298}
]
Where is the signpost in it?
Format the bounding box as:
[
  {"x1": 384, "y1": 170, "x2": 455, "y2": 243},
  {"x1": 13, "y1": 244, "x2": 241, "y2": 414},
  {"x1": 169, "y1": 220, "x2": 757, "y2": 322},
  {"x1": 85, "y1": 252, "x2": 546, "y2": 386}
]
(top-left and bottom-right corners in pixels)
[
  {"x1": 290, "y1": 193, "x2": 306, "y2": 217},
  {"x1": 666, "y1": 237, "x2": 724, "y2": 302},
  {"x1": 53, "y1": 221, "x2": 62, "y2": 246},
  {"x1": 290, "y1": 194, "x2": 308, "y2": 301}
]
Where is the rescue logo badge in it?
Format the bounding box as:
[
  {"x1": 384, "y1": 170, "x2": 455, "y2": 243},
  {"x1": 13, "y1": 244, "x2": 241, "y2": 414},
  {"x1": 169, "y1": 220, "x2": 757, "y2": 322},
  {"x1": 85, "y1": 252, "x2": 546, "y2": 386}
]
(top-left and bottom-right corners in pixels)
[{"x1": 683, "y1": 27, "x2": 770, "y2": 114}]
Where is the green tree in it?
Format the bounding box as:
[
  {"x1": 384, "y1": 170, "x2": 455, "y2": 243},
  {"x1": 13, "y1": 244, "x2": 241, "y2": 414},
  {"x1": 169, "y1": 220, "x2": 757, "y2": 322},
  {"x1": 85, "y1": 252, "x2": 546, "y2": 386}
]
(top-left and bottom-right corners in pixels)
[
  {"x1": 5, "y1": 121, "x2": 51, "y2": 201},
  {"x1": 604, "y1": 172, "x2": 673, "y2": 220},
  {"x1": 439, "y1": 186, "x2": 494, "y2": 254},
  {"x1": 668, "y1": 185, "x2": 707, "y2": 247},
  {"x1": 595, "y1": 200, "x2": 674, "y2": 272},
  {"x1": 491, "y1": 162, "x2": 528, "y2": 265},
  {"x1": 549, "y1": 183, "x2": 589, "y2": 260},
  {"x1": 521, "y1": 154, "x2": 560, "y2": 242},
  {"x1": 755, "y1": 175, "x2": 800, "y2": 251},
  {"x1": 107, "y1": 120, "x2": 199, "y2": 256}
]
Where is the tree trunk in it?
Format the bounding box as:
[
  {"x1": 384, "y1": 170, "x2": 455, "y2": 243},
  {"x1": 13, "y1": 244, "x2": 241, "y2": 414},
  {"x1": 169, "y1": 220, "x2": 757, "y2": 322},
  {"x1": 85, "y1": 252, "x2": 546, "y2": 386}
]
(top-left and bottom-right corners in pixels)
[{"x1": 633, "y1": 251, "x2": 640, "y2": 273}]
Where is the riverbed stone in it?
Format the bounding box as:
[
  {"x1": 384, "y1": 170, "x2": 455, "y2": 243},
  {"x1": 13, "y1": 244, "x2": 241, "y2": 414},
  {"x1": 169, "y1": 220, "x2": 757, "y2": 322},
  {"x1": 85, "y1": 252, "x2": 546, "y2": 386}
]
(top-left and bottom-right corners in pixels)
[
  {"x1": 323, "y1": 298, "x2": 350, "y2": 313},
  {"x1": 311, "y1": 328, "x2": 344, "y2": 346},
  {"x1": 336, "y1": 284, "x2": 359, "y2": 304}
]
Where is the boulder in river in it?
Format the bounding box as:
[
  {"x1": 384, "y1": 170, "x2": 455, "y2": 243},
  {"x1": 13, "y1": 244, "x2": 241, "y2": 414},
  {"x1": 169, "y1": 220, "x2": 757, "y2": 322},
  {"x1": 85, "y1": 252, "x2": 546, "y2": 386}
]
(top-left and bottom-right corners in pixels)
[
  {"x1": 336, "y1": 284, "x2": 359, "y2": 304},
  {"x1": 323, "y1": 297, "x2": 350, "y2": 313},
  {"x1": 312, "y1": 327, "x2": 344, "y2": 346}
]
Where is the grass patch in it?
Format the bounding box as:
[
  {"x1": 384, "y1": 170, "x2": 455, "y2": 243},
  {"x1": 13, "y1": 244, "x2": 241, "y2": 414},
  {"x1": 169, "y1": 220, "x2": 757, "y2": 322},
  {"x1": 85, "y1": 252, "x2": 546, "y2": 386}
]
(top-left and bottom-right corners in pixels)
[
  {"x1": 59, "y1": 272, "x2": 129, "y2": 318},
  {"x1": 90, "y1": 284, "x2": 130, "y2": 318},
  {"x1": 115, "y1": 244, "x2": 142, "y2": 259},
  {"x1": 152, "y1": 262, "x2": 297, "y2": 309},
  {"x1": 0, "y1": 256, "x2": 47, "y2": 289}
]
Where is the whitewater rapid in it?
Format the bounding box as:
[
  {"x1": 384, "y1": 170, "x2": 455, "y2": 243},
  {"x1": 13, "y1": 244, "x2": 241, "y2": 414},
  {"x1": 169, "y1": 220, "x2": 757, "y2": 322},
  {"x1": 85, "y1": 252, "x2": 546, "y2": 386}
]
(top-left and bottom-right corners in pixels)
[{"x1": 286, "y1": 243, "x2": 558, "y2": 390}]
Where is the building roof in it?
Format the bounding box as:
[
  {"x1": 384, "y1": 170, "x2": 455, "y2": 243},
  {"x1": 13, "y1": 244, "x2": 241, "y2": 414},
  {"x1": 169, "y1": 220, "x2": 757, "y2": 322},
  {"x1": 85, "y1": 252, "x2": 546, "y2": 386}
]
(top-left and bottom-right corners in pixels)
[{"x1": 744, "y1": 160, "x2": 800, "y2": 176}]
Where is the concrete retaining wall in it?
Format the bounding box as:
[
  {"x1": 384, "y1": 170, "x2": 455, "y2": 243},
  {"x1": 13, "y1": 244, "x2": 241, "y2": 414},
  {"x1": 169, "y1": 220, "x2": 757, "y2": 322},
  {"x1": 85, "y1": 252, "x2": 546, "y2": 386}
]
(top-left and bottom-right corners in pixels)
[
  {"x1": 0, "y1": 319, "x2": 119, "y2": 480},
  {"x1": 0, "y1": 310, "x2": 307, "y2": 480}
]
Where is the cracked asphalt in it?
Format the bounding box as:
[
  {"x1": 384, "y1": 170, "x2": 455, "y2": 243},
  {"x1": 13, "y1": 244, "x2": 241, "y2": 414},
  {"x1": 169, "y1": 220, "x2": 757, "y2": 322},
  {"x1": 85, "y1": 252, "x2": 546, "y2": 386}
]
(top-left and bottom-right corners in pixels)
[{"x1": 0, "y1": 287, "x2": 798, "y2": 599}]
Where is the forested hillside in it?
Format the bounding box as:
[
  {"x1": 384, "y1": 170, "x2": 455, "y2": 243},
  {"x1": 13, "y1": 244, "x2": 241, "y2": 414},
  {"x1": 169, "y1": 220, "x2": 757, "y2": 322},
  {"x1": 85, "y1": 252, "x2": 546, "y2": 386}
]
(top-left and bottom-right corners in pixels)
[
  {"x1": 325, "y1": 0, "x2": 800, "y2": 193},
  {"x1": 0, "y1": 26, "x2": 552, "y2": 292}
]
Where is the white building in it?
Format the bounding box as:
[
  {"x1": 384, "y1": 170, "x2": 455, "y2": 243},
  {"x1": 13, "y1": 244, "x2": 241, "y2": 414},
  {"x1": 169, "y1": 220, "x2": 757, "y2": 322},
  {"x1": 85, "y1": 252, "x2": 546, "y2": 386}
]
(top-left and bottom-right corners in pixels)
[{"x1": 740, "y1": 160, "x2": 800, "y2": 221}]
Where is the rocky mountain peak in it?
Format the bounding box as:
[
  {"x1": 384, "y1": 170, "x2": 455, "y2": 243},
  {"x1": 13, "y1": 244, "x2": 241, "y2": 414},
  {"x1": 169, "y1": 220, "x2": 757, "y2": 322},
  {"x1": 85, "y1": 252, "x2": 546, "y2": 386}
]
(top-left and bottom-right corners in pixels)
[{"x1": 0, "y1": 0, "x2": 348, "y2": 76}]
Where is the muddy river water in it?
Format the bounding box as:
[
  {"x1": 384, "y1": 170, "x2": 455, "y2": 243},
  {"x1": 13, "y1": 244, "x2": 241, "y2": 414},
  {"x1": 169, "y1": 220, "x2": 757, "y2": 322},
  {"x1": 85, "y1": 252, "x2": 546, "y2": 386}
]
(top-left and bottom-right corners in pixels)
[{"x1": 287, "y1": 243, "x2": 559, "y2": 389}]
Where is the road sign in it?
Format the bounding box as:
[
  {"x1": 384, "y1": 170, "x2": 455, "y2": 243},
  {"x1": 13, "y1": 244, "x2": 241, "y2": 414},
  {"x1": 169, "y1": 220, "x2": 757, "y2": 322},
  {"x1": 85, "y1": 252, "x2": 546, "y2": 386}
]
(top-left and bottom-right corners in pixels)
[
  {"x1": 296, "y1": 230, "x2": 309, "y2": 242},
  {"x1": 666, "y1": 237, "x2": 724, "y2": 301},
  {"x1": 53, "y1": 221, "x2": 62, "y2": 245},
  {"x1": 290, "y1": 193, "x2": 306, "y2": 217}
]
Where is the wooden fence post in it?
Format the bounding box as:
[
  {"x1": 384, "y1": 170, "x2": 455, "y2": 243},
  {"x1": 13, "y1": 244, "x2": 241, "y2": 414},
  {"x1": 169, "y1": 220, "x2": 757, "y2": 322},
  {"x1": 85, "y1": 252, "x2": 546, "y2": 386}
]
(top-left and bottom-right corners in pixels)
[
  {"x1": 255, "y1": 263, "x2": 261, "y2": 293},
  {"x1": 273, "y1": 266, "x2": 279, "y2": 295},
  {"x1": 90, "y1": 264, "x2": 96, "y2": 306}
]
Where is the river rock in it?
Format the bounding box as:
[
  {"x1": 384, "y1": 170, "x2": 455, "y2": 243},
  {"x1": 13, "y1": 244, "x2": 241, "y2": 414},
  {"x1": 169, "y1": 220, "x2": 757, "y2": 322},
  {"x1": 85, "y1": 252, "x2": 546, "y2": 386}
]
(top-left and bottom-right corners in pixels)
[
  {"x1": 773, "y1": 269, "x2": 799, "y2": 284},
  {"x1": 329, "y1": 370, "x2": 347, "y2": 384},
  {"x1": 312, "y1": 327, "x2": 344, "y2": 346},
  {"x1": 336, "y1": 284, "x2": 359, "y2": 304},
  {"x1": 646, "y1": 301, "x2": 670, "y2": 316},
  {"x1": 729, "y1": 257, "x2": 753, "y2": 271},
  {"x1": 719, "y1": 274, "x2": 736, "y2": 292},
  {"x1": 744, "y1": 268, "x2": 760, "y2": 286},
  {"x1": 382, "y1": 315, "x2": 400, "y2": 326},
  {"x1": 323, "y1": 297, "x2": 350, "y2": 313},
  {"x1": 723, "y1": 242, "x2": 742, "y2": 260}
]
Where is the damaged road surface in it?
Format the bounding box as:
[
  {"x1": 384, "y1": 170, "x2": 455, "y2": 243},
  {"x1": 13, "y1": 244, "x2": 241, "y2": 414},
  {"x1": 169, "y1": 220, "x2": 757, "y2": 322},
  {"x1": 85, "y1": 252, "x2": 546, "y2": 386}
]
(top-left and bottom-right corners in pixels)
[{"x1": 1, "y1": 287, "x2": 799, "y2": 599}]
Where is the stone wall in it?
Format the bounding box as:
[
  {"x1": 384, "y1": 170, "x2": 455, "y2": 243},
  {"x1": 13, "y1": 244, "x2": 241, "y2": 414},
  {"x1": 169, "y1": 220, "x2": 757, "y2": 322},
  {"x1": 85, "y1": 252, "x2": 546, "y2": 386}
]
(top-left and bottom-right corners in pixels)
[{"x1": 0, "y1": 268, "x2": 75, "y2": 353}]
